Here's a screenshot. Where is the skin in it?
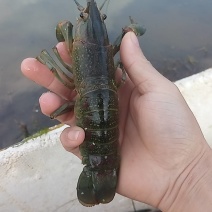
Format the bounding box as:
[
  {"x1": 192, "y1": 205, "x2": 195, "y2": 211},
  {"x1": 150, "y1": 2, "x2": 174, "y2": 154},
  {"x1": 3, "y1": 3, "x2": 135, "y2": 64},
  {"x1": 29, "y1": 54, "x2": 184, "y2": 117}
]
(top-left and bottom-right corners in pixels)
[{"x1": 21, "y1": 32, "x2": 212, "y2": 211}]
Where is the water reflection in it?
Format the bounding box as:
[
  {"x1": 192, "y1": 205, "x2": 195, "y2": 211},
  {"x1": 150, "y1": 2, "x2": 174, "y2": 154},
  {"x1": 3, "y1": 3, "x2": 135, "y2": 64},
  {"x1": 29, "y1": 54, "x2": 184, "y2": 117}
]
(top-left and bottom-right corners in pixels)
[{"x1": 0, "y1": 0, "x2": 211, "y2": 148}]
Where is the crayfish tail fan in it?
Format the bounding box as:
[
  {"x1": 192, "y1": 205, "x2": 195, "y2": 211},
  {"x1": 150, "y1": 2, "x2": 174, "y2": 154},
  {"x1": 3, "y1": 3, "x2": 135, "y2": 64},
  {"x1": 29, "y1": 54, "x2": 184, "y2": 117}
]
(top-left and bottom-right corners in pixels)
[{"x1": 77, "y1": 166, "x2": 118, "y2": 206}]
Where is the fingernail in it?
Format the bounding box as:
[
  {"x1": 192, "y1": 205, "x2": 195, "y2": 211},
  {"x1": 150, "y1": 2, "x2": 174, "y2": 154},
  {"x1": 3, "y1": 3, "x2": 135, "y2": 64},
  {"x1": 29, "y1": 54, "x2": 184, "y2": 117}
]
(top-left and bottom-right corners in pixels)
[
  {"x1": 130, "y1": 32, "x2": 140, "y2": 47},
  {"x1": 39, "y1": 93, "x2": 49, "y2": 104},
  {"x1": 68, "y1": 130, "x2": 80, "y2": 141}
]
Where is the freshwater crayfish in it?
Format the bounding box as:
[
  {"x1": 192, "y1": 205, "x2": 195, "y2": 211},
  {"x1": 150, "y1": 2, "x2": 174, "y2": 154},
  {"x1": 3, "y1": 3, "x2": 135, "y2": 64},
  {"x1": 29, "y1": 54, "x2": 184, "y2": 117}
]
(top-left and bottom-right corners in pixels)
[{"x1": 36, "y1": 0, "x2": 145, "y2": 206}]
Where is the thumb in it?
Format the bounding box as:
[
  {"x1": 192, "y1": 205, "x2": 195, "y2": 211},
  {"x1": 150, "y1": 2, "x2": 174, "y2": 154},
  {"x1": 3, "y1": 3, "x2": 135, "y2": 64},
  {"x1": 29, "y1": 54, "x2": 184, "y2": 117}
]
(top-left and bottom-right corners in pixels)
[
  {"x1": 60, "y1": 126, "x2": 84, "y2": 159},
  {"x1": 120, "y1": 32, "x2": 167, "y2": 93}
]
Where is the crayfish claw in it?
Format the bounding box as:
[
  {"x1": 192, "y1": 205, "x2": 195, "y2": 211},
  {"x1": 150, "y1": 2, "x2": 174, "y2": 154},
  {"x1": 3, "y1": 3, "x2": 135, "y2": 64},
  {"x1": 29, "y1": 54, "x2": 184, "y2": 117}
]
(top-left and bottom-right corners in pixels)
[{"x1": 123, "y1": 17, "x2": 146, "y2": 36}]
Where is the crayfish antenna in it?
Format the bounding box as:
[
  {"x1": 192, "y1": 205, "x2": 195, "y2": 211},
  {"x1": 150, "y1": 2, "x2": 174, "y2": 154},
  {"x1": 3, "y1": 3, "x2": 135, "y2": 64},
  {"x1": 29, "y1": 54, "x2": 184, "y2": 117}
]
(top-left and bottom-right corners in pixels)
[
  {"x1": 74, "y1": 0, "x2": 84, "y2": 11},
  {"x1": 99, "y1": 0, "x2": 110, "y2": 11}
]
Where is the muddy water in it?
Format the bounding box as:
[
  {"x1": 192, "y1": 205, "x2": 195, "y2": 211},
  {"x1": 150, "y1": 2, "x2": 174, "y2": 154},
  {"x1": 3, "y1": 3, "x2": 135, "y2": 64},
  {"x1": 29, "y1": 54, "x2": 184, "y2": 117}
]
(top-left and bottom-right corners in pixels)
[{"x1": 0, "y1": 0, "x2": 211, "y2": 148}]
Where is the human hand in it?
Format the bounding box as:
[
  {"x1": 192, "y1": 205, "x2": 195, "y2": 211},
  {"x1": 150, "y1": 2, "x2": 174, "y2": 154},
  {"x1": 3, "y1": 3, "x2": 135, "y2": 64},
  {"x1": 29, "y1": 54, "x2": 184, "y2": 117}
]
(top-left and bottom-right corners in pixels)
[{"x1": 21, "y1": 32, "x2": 212, "y2": 211}]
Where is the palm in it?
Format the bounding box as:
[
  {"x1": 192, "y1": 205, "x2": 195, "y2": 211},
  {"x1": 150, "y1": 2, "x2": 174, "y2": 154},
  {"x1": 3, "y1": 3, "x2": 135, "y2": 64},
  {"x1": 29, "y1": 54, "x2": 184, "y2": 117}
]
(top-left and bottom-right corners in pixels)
[{"x1": 116, "y1": 77, "x2": 204, "y2": 205}]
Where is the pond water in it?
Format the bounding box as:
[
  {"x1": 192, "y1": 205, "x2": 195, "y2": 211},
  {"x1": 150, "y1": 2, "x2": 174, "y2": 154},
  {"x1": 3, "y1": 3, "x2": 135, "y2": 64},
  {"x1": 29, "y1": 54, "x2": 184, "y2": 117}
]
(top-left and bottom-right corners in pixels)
[{"x1": 0, "y1": 0, "x2": 212, "y2": 149}]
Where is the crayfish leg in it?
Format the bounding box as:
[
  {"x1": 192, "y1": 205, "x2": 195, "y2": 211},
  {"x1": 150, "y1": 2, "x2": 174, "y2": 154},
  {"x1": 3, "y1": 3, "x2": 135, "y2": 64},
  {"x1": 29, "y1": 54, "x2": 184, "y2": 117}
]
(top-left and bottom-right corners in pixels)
[
  {"x1": 52, "y1": 46, "x2": 73, "y2": 73},
  {"x1": 36, "y1": 50, "x2": 75, "y2": 89},
  {"x1": 112, "y1": 34, "x2": 123, "y2": 57},
  {"x1": 115, "y1": 61, "x2": 126, "y2": 88},
  {"x1": 50, "y1": 101, "x2": 75, "y2": 119}
]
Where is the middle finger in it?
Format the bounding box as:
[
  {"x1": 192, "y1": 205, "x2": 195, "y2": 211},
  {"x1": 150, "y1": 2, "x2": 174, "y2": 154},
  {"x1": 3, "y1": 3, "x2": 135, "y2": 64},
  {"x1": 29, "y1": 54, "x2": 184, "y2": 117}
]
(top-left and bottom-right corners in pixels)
[{"x1": 39, "y1": 92, "x2": 76, "y2": 125}]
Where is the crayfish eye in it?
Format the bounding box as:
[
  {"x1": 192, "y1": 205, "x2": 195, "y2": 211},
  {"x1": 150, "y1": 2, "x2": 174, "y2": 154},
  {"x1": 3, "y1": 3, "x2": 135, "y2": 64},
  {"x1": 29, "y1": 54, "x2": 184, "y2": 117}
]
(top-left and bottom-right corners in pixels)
[
  {"x1": 102, "y1": 14, "x2": 107, "y2": 20},
  {"x1": 80, "y1": 12, "x2": 84, "y2": 18},
  {"x1": 79, "y1": 12, "x2": 88, "y2": 21}
]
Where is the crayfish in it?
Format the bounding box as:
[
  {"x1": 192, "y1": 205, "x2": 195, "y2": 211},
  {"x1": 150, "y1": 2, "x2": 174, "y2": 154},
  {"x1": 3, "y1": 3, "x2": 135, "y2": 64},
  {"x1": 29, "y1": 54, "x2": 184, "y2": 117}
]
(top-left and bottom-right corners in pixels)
[{"x1": 36, "y1": 0, "x2": 145, "y2": 206}]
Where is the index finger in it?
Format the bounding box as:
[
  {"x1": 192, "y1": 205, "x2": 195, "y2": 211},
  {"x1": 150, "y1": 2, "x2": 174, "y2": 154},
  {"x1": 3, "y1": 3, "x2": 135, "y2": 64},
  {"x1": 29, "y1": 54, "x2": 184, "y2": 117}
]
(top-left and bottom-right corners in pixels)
[{"x1": 21, "y1": 42, "x2": 75, "y2": 100}]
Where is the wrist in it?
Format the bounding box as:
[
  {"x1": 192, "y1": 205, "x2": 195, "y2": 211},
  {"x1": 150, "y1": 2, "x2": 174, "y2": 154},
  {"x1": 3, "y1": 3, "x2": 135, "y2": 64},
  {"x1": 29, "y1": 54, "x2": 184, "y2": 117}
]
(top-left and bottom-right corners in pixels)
[{"x1": 160, "y1": 144, "x2": 212, "y2": 211}]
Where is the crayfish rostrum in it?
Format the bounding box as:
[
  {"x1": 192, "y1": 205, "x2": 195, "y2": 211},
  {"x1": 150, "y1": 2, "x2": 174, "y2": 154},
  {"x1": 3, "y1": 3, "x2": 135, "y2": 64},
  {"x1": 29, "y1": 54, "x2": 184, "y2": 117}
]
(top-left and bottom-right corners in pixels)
[{"x1": 36, "y1": 0, "x2": 145, "y2": 207}]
